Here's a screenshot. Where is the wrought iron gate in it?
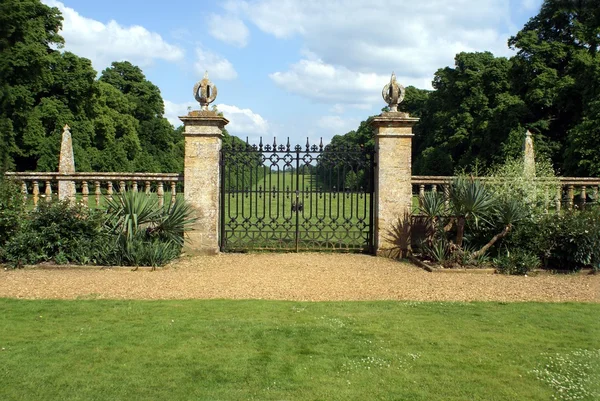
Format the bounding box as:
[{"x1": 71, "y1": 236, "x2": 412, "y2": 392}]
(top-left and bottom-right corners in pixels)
[{"x1": 220, "y1": 138, "x2": 375, "y2": 252}]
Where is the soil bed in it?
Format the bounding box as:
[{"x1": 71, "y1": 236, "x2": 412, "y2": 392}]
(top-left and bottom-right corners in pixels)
[{"x1": 1, "y1": 253, "x2": 598, "y2": 302}]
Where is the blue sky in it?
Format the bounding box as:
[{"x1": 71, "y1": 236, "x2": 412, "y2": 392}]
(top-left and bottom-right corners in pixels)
[{"x1": 43, "y1": 0, "x2": 544, "y2": 146}]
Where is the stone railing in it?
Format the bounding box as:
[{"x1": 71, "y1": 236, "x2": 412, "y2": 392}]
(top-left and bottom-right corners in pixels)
[
  {"x1": 4, "y1": 172, "x2": 183, "y2": 207},
  {"x1": 411, "y1": 176, "x2": 600, "y2": 211}
]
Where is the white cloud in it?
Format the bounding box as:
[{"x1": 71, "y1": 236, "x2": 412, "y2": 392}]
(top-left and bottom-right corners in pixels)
[
  {"x1": 216, "y1": 104, "x2": 269, "y2": 136},
  {"x1": 208, "y1": 14, "x2": 250, "y2": 47},
  {"x1": 194, "y1": 48, "x2": 238, "y2": 80},
  {"x1": 270, "y1": 58, "x2": 430, "y2": 105},
  {"x1": 220, "y1": 0, "x2": 518, "y2": 104},
  {"x1": 42, "y1": 0, "x2": 184, "y2": 71},
  {"x1": 163, "y1": 101, "x2": 269, "y2": 136},
  {"x1": 164, "y1": 100, "x2": 197, "y2": 127}
]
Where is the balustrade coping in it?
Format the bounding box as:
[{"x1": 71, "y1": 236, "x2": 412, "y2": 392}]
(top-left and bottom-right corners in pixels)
[{"x1": 4, "y1": 172, "x2": 183, "y2": 181}]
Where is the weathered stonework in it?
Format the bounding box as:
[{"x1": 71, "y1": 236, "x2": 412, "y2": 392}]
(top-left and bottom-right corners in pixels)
[
  {"x1": 524, "y1": 130, "x2": 535, "y2": 177},
  {"x1": 180, "y1": 112, "x2": 229, "y2": 255},
  {"x1": 371, "y1": 113, "x2": 419, "y2": 256},
  {"x1": 58, "y1": 124, "x2": 76, "y2": 201}
]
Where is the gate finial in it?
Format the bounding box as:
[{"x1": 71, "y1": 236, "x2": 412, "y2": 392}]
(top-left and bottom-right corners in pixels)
[
  {"x1": 382, "y1": 72, "x2": 405, "y2": 112},
  {"x1": 193, "y1": 71, "x2": 218, "y2": 111}
]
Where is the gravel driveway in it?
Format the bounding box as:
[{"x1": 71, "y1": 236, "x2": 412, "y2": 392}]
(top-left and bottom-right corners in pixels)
[{"x1": 1, "y1": 253, "x2": 598, "y2": 302}]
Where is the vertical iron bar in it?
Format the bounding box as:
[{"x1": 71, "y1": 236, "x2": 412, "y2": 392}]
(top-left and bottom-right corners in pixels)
[
  {"x1": 220, "y1": 148, "x2": 226, "y2": 251},
  {"x1": 295, "y1": 147, "x2": 300, "y2": 252}
]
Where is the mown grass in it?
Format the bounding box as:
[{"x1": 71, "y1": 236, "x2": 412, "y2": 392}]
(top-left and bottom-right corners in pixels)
[{"x1": 0, "y1": 299, "x2": 598, "y2": 401}]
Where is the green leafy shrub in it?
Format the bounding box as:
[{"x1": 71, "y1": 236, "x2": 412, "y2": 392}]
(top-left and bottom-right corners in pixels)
[
  {"x1": 0, "y1": 179, "x2": 25, "y2": 251},
  {"x1": 494, "y1": 249, "x2": 540, "y2": 275},
  {"x1": 503, "y1": 207, "x2": 600, "y2": 271},
  {"x1": 2, "y1": 200, "x2": 106, "y2": 266}
]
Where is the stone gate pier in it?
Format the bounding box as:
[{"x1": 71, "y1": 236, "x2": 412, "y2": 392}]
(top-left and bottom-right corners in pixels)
[
  {"x1": 179, "y1": 73, "x2": 228, "y2": 255},
  {"x1": 371, "y1": 73, "x2": 419, "y2": 255}
]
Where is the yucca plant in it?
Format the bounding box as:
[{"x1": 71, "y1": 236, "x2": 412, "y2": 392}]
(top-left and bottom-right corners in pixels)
[
  {"x1": 449, "y1": 177, "x2": 496, "y2": 247},
  {"x1": 102, "y1": 191, "x2": 196, "y2": 268}
]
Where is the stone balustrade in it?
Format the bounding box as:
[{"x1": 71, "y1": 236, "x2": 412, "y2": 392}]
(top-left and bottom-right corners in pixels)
[
  {"x1": 411, "y1": 176, "x2": 600, "y2": 211},
  {"x1": 4, "y1": 172, "x2": 183, "y2": 208}
]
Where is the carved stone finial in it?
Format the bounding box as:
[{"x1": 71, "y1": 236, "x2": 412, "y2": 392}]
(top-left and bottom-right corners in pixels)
[
  {"x1": 193, "y1": 71, "x2": 218, "y2": 111},
  {"x1": 382, "y1": 72, "x2": 405, "y2": 112}
]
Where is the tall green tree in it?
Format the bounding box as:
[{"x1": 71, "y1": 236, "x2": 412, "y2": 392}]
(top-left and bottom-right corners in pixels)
[
  {"x1": 0, "y1": 0, "x2": 63, "y2": 170},
  {"x1": 509, "y1": 0, "x2": 600, "y2": 175},
  {"x1": 100, "y1": 62, "x2": 183, "y2": 173},
  {"x1": 412, "y1": 52, "x2": 527, "y2": 175}
]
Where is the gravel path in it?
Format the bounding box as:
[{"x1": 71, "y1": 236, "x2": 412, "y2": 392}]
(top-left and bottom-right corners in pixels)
[{"x1": 1, "y1": 253, "x2": 598, "y2": 302}]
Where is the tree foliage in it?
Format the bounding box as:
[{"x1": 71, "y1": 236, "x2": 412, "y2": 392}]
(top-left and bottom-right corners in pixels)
[{"x1": 0, "y1": 0, "x2": 183, "y2": 173}]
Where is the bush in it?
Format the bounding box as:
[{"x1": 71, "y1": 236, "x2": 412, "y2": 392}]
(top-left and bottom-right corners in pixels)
[
  {"x1": 503, "y1": 206, "x2": 600, "y2": 271},
  {"x1": 0, "y1": 179, "x2": 25, "y2": 250},
  {"x1": 2, "y1": 200, "x2": 107, "y2": 266},
  {"x1": 494, "y1": 249, "x2": 540, "y2": 275}
]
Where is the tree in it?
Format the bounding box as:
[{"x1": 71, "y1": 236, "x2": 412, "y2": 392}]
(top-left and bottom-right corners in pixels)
[
  {"x1": 0, "y1": 0, "x2": 64, "y2": 170},
  {"x1": 509, "y1": 0, "x2": 600, "y2": 175},
  {"x1": 412, "y1": 52, "x2": 527, "y2": 175}
]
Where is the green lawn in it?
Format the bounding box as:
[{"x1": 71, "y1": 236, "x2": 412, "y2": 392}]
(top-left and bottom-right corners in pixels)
[{"x1": 1, "y1": 299, "x2": 598, "y2": 401}]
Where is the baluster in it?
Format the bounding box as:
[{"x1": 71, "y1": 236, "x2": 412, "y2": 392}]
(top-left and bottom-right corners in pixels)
[
  {"x1": 171, "y1": 181, "x2": 177, "y2": 204},
  {"x1": 145, "y1": 181, "x2": 151, "y2": 195},
  {"x1": 432, "y1": 184, "x2": 437, "y2": 193},
  {"x1": 443, "y1": 184, "x2": 450, "y2": 211},
  {"x1": 544, "y1": 187, "x2": 549, "y2": 214},
  {"x1": 594, "y1": 186, "x2": 599, "y2": 204},
  {"x1": 119, "y1": 180, "x2": 126, "y2": 194},
  {"x1": 21, "y1": 182, "x2": 28, "y2": 204},
  {"x1": 568, "y1": 185, "x2": 574, "y2": 210},
  {"x1": 94, "y1": 181, "x2": 101, "y2": 206},
  {"x1": 157, "y1": 182, "x2": 164, "y2": 207},
  {"x1": 581, "y1": 185, "x2": 587, "y2": 209},
  {"x1": 555, "y1": 185, "x2": 562, "y2": 211},
  {"x1": 107, "y1": 181, "x2": 113, "y2": 201},
  {"x1": 82, "y1": 181, "x2": 89, "y2": 206},
  {"x1": 419, "y1": 184, "x2": 425, "y2": 206},
  {"x1": 132, "y1": 181, "x2": 138, "y2": 193},
  {"x1": 45, "y1": 181, "x2": 52, "y2": 203},
  {"x1": 32, "y1": 181, "x2": 39, "y2": 207}
]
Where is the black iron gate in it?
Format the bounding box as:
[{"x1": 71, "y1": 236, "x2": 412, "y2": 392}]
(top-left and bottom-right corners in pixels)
[{"x1": 220, "y1": 138, "x2": 375, "y2": 252}]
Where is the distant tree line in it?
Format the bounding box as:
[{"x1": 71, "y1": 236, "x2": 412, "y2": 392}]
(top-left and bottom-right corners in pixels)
[{"x1": 330, "y1": 0, "x2": 600, "y2": 177}]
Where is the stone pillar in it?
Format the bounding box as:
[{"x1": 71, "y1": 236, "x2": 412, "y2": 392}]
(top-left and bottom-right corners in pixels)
[
  {"x1": 179, "y1": 72, "x2": 228, "y2": 255},
  {"x1": 371, "y1": 113, "x2": 419, "y2": 255},
  {"x1": 371, "y1": 72, "x2": 419, "y2": 256},
  {"x1": 524, "y1": 130, "x2": 535, "y2": 177},
  {"x1": 58, "y1": 124, "x2": 76, "y2": 201}
]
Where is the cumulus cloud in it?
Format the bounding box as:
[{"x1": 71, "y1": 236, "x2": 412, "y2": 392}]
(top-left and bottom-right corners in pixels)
[
  {"x1": 164, "y1": 100, "x2": 197, "y2": 127},
  {"x1": 194, "y1": 48, "x2": 238, "y2": 80},
  {"x1": 42, "y1": 0, "x2": 184, "y2": 71},
  {"x1": 216, "y1": 104, "x2": 269, "y2": 135},
  {"x1": 218, "y1": 0, "x2": 518, "y2": 104},
  {"x1": 208, "y1": 14, "x2": 250, "y2": 47},
  {"x1": 163, "y1": 101, "x2": 269, "y2": 135},
  {"x1": 269, "y1": 58, "x2": 430, "y2": 105}
]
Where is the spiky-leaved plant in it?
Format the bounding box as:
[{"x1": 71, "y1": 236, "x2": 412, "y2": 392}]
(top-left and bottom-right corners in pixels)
[{"x1": 101, "y1": 191, "x2": 196, "y2": 268}]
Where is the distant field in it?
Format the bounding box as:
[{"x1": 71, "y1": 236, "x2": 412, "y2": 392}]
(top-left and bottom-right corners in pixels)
[{"x1": 222, "y1": 172, "x2": 373, "y2": 251}]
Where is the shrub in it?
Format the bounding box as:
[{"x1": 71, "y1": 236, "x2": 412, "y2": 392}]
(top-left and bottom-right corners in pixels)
[
  {"x1": 99, "y1": 191, "x2": 196, "y2": 268},
  {"x1": 494, "y1": 249, "x2": 541, "y2": 275},
  {"x1": 2, "y1": 200, "x2": 106, "y2": 266},
  {"x1": 503, "y1": 206, "x2": 600, "y2": 271},
  {"x1": 0, "y1": 179, "x2": 25, "y2": 250}
]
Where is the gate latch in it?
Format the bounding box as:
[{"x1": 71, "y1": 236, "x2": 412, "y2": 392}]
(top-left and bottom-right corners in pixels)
[{"x1": 291, "y1": 202, "x2": 303, "y2": 212}]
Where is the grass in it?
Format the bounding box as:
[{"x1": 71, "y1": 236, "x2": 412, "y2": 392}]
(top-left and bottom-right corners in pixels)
[{"x1": 0, "y1": 299, "x2": 599, "y2": 401}]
